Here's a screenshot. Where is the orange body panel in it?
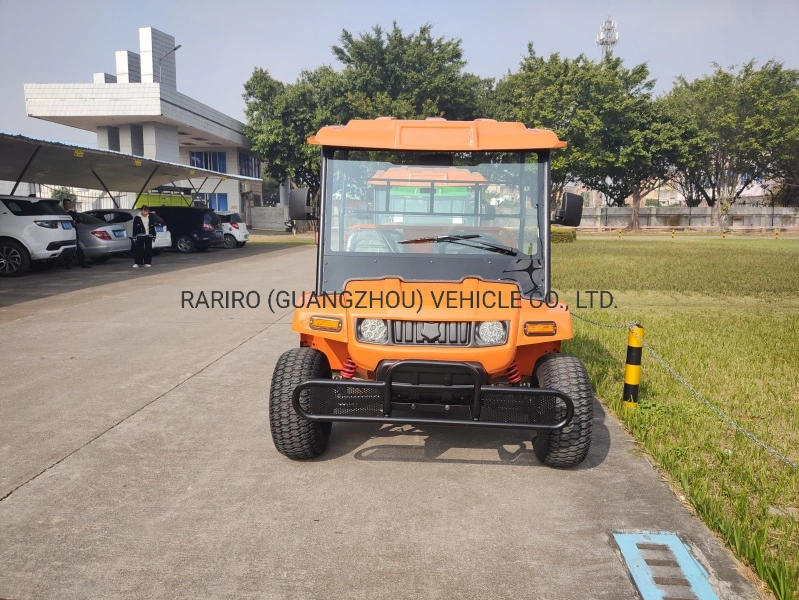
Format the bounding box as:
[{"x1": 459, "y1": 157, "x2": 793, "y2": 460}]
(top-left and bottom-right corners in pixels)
[
  {"x1": 308, "y1": 118, "x2": 567, "y2": 151},
  {"x1": 292, "y1": 278, "x2": 571, "y2": 380}
]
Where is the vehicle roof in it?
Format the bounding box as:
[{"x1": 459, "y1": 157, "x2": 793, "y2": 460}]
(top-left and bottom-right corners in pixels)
[
  {"x1": 368, "y1": 166, "x2": 488, "y2": 187},
  {"x1": 308, "y1": 118, "x2": 566, "y2": 151}
]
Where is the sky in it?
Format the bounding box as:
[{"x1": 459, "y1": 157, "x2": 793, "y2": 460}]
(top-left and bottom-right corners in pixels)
[{"x1": 1, "y1": 0, "x2": 798, "y2": 146}]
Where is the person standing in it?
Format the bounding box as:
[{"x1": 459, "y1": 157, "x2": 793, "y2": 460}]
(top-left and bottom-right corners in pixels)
[
  {"x1": 61, "y1": 199, "x2": 91, "y2": 269},
  {"x1": 131, "y1": 205, "x2": 157, "y2": 268}
]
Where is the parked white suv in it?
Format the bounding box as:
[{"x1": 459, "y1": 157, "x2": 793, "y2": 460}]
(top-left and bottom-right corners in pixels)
[
  {"x1": 216, "y1": 211, "x2": 249, "y2": 249},
  {"x1": 0, "y1": 196, "x2": 77, "y2": 277},
  {"x1": 84, "y1": 209, "x2": 173, "y2": 253}
]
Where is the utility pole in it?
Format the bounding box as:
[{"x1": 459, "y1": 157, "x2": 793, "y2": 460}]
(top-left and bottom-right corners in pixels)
[{"x1": 596, "y1": 16, "x2": 619, "y2": 60}]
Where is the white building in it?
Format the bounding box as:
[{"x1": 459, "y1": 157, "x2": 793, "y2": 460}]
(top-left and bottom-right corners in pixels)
[{"x1": 23, "y1": 26, "x2": 261, "y2": 213}]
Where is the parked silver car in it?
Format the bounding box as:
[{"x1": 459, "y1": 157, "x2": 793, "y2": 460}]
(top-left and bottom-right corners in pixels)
[
  {"x1": 84, "y1": 209, "x2": 172, "y2": 253},
  {"x1": 73, "y1": 213, "x2": 130, "y2": 262}
]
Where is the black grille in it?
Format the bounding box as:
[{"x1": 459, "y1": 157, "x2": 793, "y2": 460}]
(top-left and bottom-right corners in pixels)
[
  {"x1": 305, "y1": 384, "x2": 383, "y2": 417},
  {"x1": 480, "y1": 391, "x2": 565, "y2": 426},
  {"x1": 392, "y1": 321, "x2": 471, "y2": 345}
]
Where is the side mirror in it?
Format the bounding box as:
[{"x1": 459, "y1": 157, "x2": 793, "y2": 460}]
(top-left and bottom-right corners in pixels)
[
  {"x1": 552, "y1": 192, "x2": 583, "y2": 227},
  {"x1": 289, "y1": 188, "x2": 314, "y2": 221}
]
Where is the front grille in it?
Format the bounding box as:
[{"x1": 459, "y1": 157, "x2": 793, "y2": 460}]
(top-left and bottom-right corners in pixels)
[
  {"x1": 480, "y1": 390, "x2": 565, "y2": 426},
  {"x1": 305, "y1": 384, "x2": 383, "y2": 417},
  {"x1": 392, "y1": 321, "x2": 471, "y2": 345}
]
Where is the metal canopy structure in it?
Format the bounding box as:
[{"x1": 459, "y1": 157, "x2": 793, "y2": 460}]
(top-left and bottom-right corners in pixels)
[{"x1": 0, "y1": 132, "x2": 260, "y2": 206}]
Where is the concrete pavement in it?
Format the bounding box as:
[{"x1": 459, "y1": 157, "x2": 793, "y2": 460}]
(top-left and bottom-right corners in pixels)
[{"x1": 0, "y1": 246, "x2": 762, "y2": 599}]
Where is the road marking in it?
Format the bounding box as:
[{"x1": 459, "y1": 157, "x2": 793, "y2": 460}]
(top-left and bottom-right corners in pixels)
[{"x1": 613, "y1": 532, "x2": 719, "y2": 600}]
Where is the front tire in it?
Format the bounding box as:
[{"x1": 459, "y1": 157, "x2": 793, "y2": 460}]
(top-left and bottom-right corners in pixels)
[
  {"x1": 269, "y1": 347, "x2": 332, "y2": 459},
  {"x1": 0, "y1": 240, "x2": 31, "y2": 277},
  {"x1": 533, "y1": 353, "x2": 593, "y2": 468}
]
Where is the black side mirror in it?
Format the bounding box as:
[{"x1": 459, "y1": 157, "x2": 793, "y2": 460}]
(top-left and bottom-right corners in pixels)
[
  {"x1": 289, "y1": 188, "x2": 314, "y2": 221},
  {"x1": 552, "y1": 192, "x2": 583, "y2": 227}
]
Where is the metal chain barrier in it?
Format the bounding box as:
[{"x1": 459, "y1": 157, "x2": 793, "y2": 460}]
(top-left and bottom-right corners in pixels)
[{"x1": 571, "y1": 310, "x2": 799, "y2": 472}]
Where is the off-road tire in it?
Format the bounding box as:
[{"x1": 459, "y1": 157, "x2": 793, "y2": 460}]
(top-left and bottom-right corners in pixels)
[
  {"x1": 533, "y1": 353, "x2": 593, "y2": 468},
  {"x1": 269, "y1": 347, "x2": 332, "y2": 459}
]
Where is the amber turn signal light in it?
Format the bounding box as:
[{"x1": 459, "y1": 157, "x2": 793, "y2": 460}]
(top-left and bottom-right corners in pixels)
[
  {"x1": 309, "y1": 316, "x2": 342, "y2": 332},
  {"x1": 524, "y1": 321, "x2": 557, "y2": 336}
]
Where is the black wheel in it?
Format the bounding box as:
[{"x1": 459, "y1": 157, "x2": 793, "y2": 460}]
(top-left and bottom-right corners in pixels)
[
  {"x1": 235, "y1": 241, "x2": 247, "y2": 248},
  {"x1": 152, "y1": 249, "x2": 162, "y2": 256},
  {"x1": 91, "y1": 255, "x2": 110, "y2": 264},
  {"x1": 175, "y1": 235, "x2": 195, "y2": 253},
  {"x1": 196, "y1": 246, "x2": 209, "y2": 252},
  {"x1": 532, "y1": 353, "x2": 593, "y2": 468},
  {"x1": 223, "y1": 234, "x2": 237, "y2": 249},
  {"x1": 269, "y1": 347, "x2": 332, "y2": 459},
  {"x1": 0, "y1": 240, "x2": 31, "y2": 277}
]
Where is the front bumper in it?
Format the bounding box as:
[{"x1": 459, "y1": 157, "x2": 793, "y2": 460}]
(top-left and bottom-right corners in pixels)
[{"x1": 292, "y1": 360, "x2": 574, "y2": 431}]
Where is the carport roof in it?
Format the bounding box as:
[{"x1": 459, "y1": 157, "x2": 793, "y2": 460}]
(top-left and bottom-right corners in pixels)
[{"x1": 0, "y1": 132, "x2": 260, "y2": 193}]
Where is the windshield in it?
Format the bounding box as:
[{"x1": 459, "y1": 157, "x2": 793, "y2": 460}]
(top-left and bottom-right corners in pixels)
[
  {"x1": 325, "y1": 150, "x2": 542, "y2": 257},
  {"x1": 319, "y1": 150, "x2": 548, "y2": 295}
]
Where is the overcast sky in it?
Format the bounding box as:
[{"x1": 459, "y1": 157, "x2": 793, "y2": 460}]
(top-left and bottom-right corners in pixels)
[{"x1": 1, "y1": 0, "x2": 797, "y2": 146}]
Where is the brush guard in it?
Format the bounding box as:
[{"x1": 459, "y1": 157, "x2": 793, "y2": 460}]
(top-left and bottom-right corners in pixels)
[{"x1": 291, "y1": 360, "x2": 574, "y2": 431}]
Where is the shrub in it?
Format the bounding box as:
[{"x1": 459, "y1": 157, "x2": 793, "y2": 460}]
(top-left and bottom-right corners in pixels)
[{"x1": 551, "y1": 227, "x2": 577, "y2": 243}]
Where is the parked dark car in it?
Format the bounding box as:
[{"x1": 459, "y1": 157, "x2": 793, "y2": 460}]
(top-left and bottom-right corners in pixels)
[{"x1": 149, "y1": 206, "x2": 224, "y2": 253}]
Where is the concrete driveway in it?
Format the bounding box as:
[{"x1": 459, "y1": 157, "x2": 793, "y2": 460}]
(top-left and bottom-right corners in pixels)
[{"x1": 0, "y1": 246, "x2": 761, "y2": 599}]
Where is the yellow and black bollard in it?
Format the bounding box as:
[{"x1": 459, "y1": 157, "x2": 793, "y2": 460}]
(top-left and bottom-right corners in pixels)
[
  {"x1": 722, "y1": 229, "x2": 727, "y2": 239},
  {"x1": 776, "y1": 229, "x2": 780, "y2": 240},
  {"x1": 618, "y1": 229, "x2": 622, "y2": 238},
  {"x1": 623, "y1": 324, "x2": 645, "y2": 409},
  {"x1": 671, "y1": 229, "x2": 675, "y2": 239}
]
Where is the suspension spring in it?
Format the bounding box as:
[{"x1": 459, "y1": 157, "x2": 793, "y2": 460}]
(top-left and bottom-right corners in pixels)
[
  {"x1": 506, "y1": 360, "x2": 521, "y2": 384},
  {"x1": 341, "y1": 358, "x2": 357, "y2": 379}
]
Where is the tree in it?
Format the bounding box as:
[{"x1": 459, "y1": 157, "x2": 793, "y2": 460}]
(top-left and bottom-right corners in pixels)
[
  {"x1": 51, "y1": 186, "x2": 76, "y2": 203},
  {"x1": 663, "y1": 61, "x2": 799, "y2": 225},
  {"x1": 243, "y1": 23, "x2": 491, "y2": 196},
  {"x1": 577, "y1": 59, "x2": 695, "y2": 229},
  {"x1": 491, "y1": 46, "x2": 603, "y2": 202}
]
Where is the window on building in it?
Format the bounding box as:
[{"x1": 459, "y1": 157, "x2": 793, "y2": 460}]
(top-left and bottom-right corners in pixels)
[
  {"x1": 238, "y1": 152, "x2": 261, "y2": 178},
  {"x1": 196, "y1": 192, "x2": 228, "y2": 211},
  {"x1": 190, "y1": 151, "x2": 227, "y2": 173}
]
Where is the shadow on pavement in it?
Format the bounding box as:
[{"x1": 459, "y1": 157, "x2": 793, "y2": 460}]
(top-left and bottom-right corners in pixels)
[
  {"x1": 0, "y1": 243, "x2": 308, "y2": 308},
  {"x1": 320, "y1": 397, "x2": 611, "y2": 469}
]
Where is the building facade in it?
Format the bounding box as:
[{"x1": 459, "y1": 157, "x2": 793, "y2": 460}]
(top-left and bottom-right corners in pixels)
[{"x1": 24, "y1": 27, "x2": 261, "y2": 213}]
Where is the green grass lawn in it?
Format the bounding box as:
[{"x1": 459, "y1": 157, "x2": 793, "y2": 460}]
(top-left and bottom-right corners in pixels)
[{"x1": 553, "y1": 236, "x2": 799, "y2": 599}]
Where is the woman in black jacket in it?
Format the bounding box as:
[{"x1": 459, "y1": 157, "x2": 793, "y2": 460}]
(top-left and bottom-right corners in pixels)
[{"x1": 131, "y1": 205, "x2": 158, "y2": 268}]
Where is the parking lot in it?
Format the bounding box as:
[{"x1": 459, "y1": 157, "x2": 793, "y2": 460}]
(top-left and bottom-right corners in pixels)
[{"x1": 0, "y1": 243, "x2": 761, "y2": 599}]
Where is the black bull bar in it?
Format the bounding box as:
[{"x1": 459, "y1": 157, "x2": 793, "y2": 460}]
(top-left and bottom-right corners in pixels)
[{"x1": 291, "y1": 360, "x2": 574, "y2": 431}]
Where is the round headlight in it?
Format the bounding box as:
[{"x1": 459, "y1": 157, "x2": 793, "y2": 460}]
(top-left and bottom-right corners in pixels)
[
  {"x1": 476, "y1": 321, "x2": 506, "y2": 345},
  {"x1": 359, "y1": 319, "x2": 388, "y2": 344}
]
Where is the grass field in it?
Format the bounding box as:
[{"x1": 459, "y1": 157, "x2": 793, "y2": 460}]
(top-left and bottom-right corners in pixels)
[{"x1": 552, "y1": 236, "x2": 799, "y2": 599}]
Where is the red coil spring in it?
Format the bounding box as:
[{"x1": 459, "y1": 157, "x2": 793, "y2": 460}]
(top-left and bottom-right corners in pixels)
[
  {"x1": 506, "y1": 361, "x2": 521, "y2": 384},
  {"x1": 341, "y1": 358, "x2": 357, "y2": 379}
]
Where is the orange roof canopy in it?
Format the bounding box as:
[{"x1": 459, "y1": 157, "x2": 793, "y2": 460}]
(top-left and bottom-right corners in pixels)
[
  {"x1": 368, "y1": 166, "x2": 488, "y2": 187},
  {"x1": 308, "y1": 118, "x2": 566, "y2": 151}
]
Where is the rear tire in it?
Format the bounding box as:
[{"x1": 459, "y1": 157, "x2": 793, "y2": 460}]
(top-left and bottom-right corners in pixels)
[
  {"x1": 235, "y1": 241, "x2": 247, "y2": 248},
  {"x1": 223, "y1": 234, "x2": 237, "y2": 249},
  {"x1": 0, "y1": 240, "x2": 31, "y2": 277},
  {"x1": 533, "y1": 353, "x2": 593, "y2": 468},
  {"x1": 175, "y1": 235, "x2": 195, "y2": 253},
  {"x1": 91, "y1": 255, "x2": 110, "y2": 264},
  {"x1": 269, "y1": 347, "x2": 332, "y2": 459}
]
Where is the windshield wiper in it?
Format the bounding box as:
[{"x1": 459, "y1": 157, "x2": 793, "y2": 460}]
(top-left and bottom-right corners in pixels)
[{"x1": 398, "y1": 234, "x2": 518, "y2": 256}]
